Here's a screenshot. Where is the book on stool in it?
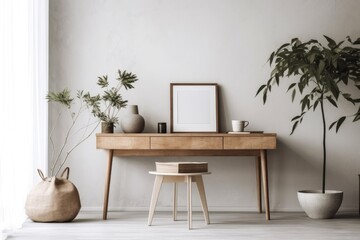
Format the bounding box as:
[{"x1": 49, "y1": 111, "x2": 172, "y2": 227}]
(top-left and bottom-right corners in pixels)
[{"x1": 155, "y1": 162, "x2": 208, "y2": 173}]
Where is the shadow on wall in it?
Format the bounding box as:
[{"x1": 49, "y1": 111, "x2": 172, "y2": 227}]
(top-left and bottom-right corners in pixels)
[{"x1": 218, "y1": 85, "x2": 229, "y2": 133}]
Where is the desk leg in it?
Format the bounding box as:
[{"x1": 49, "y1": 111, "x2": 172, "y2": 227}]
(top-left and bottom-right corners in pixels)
[
  {"x1": 255, "y1": 156, "x2": 262, "y2": 213},
  {"x1": 260, "y1": 150, "x2": 270, "y2": 220},
  {"x1": 103, "y1": 149, "x2": 114, "y2": 220}
]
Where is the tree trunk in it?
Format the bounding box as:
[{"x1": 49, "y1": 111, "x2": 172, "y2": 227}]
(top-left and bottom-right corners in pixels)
[{"x1": 320, "y1": 98, "x2": 326, "y2": 194}]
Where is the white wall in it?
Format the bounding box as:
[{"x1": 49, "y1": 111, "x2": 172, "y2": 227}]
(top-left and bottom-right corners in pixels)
[{"x1": 49, "y1": 0, "x2": 360, "y2": 212}]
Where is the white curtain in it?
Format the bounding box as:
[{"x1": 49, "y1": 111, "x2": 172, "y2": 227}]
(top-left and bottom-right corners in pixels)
[{"x1": 0, "y1": 0, "x2": 48, "y2": 235}]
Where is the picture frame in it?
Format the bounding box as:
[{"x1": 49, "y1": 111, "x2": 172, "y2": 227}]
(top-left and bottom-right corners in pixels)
[{"x1": 170, "y1": 83, "x2": 219, "y2": 133}]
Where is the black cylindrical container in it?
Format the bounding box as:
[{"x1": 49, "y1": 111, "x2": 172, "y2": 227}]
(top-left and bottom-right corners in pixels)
[{"x1": 158, "y1": 122, "x2": 167, "y2": 133}]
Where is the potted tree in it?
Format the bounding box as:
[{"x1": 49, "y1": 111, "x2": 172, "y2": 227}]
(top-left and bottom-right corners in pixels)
[
  {"x1": 256, "y1": 36, "x2": 360, "y2": 219},
  {"x1": 85, "y1": 69, "x2": 138, "y2": 133},
  {"x1": 26, "y1": 68, "x2": 138, "y2": 222},
  {"x1": 26, "y1": 89, "x2": 99, "y2": 222}
]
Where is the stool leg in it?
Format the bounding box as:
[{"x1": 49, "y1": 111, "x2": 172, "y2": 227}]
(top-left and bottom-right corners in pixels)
[
  {"x1": 187, "y1": 176, "x2": 192, "y2": 230},
  {"x1": 194, "y1": 176, "x2": 210, "y2": 224},
  {"x1": 173, "y1": 182, "x2": 177, "y2": 221},
  {"x1": 148, "y1": 175, "x2": 164, "y2": 226}
]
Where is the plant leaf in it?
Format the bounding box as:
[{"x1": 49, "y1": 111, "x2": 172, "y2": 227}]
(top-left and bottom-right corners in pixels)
[
  {"x1": 317, "y1": 60, "x2": 325, "y2": 76},
  {"x1": 346, "y1": 36, "x2": 352, "y2": 44},
  {"x1": 324, "y1": 35, "x2": 336, "y2": 48},
  {"x1": 291, "y1": 115, "x2": 301, "y2": 122},
  {"x1": 263, "y1": 91, "x2": 267, "y2": 104},
  {"x1": 290, "y1": 121, "x2": 298, "y2": 135},
  {"x1": 353, "y1": 37, "x2": 360, "y2": 45},
  {"x1": 291, "y1": 89, "x2": 296, "y2": 102},
  {"x1": 336, "y1": 116, "x2": 346, "y2": 133},
  {"x1": 269, "y1": 52, "x2": 275, "y2": 65},
  {"x1": 46, "y1": 89, "x2": 74, "y2": 108},
  {"x1": 354, "y1": 114, "x2": 360, "y2": 122},
  {"x1": 342, "y1": 93, "x2": 355, "y2": 105},
  {"x1": 326, "y1": 96, "x2": 338, "y2": 107},
  {"x1": 329, "y1": 120, "x2": 337, "y2": 130},
  {"x1": 301, "y1": 95, "x2": 309, "y2": 111},
  {"x1": 275, "y1": 74, "x2": 280, "y2": 86},
  {"x1": 256, "y1": 85, "x2": 266, "y2": 96},
  {"x1": 287, "y1": 83, "x2": 296, "y2": 92},
  {"x1": 313, "y1": 99, "x2": 319, "y2": 111},
  {"x1": 353, "y1": 107, "x2": 360, "y2": 122}
]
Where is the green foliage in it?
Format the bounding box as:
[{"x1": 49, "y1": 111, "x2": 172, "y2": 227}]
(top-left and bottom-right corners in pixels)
[
  {"x1": 47, "y1": 89, "x2": 100, "y2": 176},
  {"x1": 256, "y1": 36, "x2": 360, "y2": 192},
  {"x1": 117, "y1": 69, "x2": 138, "y2": 90},
  {"x1": 46, "y1": 68, "x2": 138, "y2": 176},
  {"x1": 46, "y1": 89, "x2": 74, "y2": 108},
  {"x1": 256, "y1": 35, "x2": 360, "y2": 134},
  {"x1": 86, "y1": 69, "x2": 138, "y2": 125}
]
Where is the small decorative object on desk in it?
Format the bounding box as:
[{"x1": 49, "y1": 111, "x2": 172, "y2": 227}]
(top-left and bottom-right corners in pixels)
[
  {"x1": 101, "y1": 122, "x2": 114, "y2": 133},
  {"x1": 231, "y1": 120, "x2": 250, "y2": 132},
  {"x1": 231, "y1": 120, "x2": 241, "y2": 132},
  {"x1": 121, "y1": 105, "x2": 145, "y2": 133},
  {"x1": 156, "y1": 162, "x2": 208, "y2": 173},
  {"x1": 158, "y1": 122, "x2": 167, "y2": 133},
  {"x1": 240, "y1": 121, "x2": 249, "y2": 132}
]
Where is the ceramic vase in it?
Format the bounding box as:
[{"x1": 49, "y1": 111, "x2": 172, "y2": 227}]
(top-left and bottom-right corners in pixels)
[{"x1": 121, "y1": 105, "x2": 145, "y2": 133}]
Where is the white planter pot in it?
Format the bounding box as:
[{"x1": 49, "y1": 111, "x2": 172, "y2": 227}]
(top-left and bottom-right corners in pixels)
[{"x1": 297, "y1": 190, "x2": 343, "y2": 219}]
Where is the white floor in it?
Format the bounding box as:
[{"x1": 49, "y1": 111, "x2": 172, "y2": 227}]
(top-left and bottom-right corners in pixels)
[{"x1": 5, "y1": 211, "x2": 360, "y2": 240}]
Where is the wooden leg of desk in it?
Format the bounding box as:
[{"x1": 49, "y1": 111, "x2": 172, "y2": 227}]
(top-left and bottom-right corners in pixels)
[
  {"x1": 256, "y1": 156, "x2": 262, "y2": 213},
  {"x1": 260, "y1": 150, "x2": 270, "y2": 220},
  {"x1": 103, "y1": 149, "x2": 114, "y2": 220}
]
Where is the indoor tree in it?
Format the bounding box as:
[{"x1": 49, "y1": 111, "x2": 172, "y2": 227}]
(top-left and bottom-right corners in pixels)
[
  {"x1": 256, "y1": 36, "x2": 360, "y2": 193},
  {"x1": 46, "y1": 89, "x2": 99, "y2": 176},
  {"x1": 46, "y1": 69, "x2": 139, "y2": 175}
]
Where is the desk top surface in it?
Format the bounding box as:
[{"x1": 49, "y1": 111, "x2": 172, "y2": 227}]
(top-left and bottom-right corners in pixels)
[
  {"x1": 97, "y1": 133, "x2": 276, "y2": 137},
  {"x1": 96, "y1": 132, "x2": 277, "y2": 152}
]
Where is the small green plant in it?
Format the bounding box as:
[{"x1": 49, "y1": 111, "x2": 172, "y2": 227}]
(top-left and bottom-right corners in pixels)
[
  {"x1": 256, "y1": 36, "x2": 360, "y2": 193},
  {"x1": 46, "y1": 89, "x2": 99, "y2": 176},
  {"x1": 85, "y1": 69, "x2": 138, "y2": 126}
]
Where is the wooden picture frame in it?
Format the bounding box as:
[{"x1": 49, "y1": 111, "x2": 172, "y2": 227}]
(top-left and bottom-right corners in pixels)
[{"x1": 170, "y1": 83, "x2": 219, "y2": 133}]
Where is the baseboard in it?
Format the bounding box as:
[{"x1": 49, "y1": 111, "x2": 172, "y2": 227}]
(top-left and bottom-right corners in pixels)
[{"x1": 80, "y1": 206, "x2": 359, "y2": 213}]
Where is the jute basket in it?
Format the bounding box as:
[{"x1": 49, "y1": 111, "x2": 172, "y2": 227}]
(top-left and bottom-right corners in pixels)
[{"x1": 25, "y1": 167, "x2": 81, "y2": 222}]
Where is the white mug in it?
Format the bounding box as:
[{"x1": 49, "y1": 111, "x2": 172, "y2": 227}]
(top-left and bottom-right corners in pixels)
[{"x1": 232, "y1": 120, "x2": 241, "y2": 132}]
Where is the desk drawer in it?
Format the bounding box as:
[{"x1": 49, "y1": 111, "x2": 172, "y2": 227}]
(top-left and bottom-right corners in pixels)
[
  {"x1": 224, "y1": 136, "x2": 276, "y2": 149},
  {"x1": 151, "y1": 137, "x2": 222, "y2": 150},
  {"x1": 97, "y1": 136, "x2": 150, "y2": 149}
]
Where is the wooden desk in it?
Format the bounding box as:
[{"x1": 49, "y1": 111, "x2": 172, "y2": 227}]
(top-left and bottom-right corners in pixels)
[{"x1": 96, "y1": 133, "x2": 277, "y2": 220}]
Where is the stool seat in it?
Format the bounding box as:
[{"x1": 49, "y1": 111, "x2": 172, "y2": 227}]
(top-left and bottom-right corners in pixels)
[{"x1": 148, "y1": 170, "x2": 211, "y2": 229}]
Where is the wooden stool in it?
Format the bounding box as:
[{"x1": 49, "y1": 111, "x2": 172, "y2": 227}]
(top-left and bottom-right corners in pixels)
[{"x1": 148, "y1": 171, "x2": 211, "y2": 229}]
